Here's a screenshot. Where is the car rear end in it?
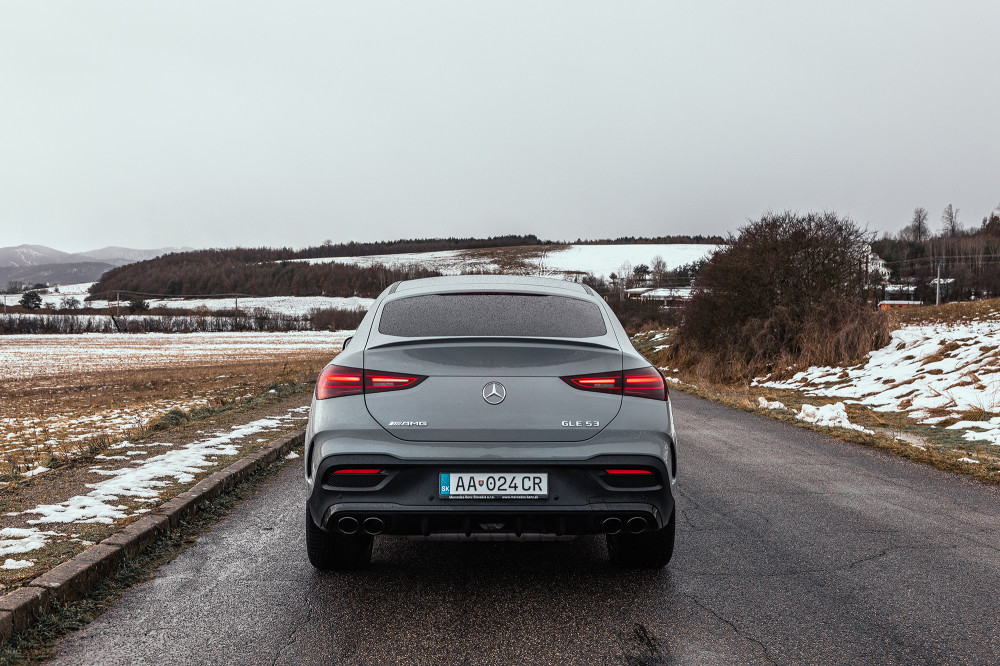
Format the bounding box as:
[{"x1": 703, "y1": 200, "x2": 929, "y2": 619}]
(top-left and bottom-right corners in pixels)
[{"x1": 304, "y1": 276, "x2": 677, "y2": 569}]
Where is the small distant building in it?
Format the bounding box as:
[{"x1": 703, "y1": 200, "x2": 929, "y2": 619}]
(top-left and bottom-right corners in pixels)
[
  {"x1": 868, "y1": 253, "x2": 891, "y2": 282},
  {"x1": 885, "y1": 283, "x2": 917, "y2": 298},
  {"x1": 878, "y1": 300, "x2": 923, "y2": 311},
  {"x1": 640, "y1": 287, "x2": 693, "y2": 308},
  {"x1": 929, "y1": 277, "x2": 955, "y2": 297},
  {"x1": 624, "y1": 287, "x2": 653, "y2": 299}
]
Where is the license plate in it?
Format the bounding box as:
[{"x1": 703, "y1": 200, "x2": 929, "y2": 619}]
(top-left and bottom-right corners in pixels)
[{"x1": 439, "y1": 473, "x2": 548, "y2": 499}]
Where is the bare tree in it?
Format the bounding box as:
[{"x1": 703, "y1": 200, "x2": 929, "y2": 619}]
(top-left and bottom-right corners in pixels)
[
  {"x1": 941, "y1": 204, "x2": 961, "y2": 236},
  {"x1": 902, "y1": 207, "x2": 930, "y2": 242},
  {"x1": 650, "y1": 255, "x2": 667, "y2": 286}
]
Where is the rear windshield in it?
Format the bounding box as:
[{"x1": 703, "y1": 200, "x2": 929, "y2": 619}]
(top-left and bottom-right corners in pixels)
[{"x1": 378, "y1": 293, "x2": 607, "y2": 338}]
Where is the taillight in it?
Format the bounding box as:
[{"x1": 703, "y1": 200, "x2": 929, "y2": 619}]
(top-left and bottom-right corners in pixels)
[
  {"x1": 316, "y1": 365, "x2": 363, "y2": 399},
  {"x1": 623, "y1": 366, "x2": 666, "y2": 401},
  {"x1": 561, "y1": 371, "x2": 622, "y2": 395},
  {"x1": 561, "y1": 366, "x2": 667, "y2": 401},
  {"x1": 316, "y1": 365, "x2": 426, "y2": 400}
]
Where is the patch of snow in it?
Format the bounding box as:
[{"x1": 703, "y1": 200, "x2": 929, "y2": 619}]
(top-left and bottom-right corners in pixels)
[
  {"x1": 757, "y1": 397, "x2": 787, "y2": 410},
  {"x1": 796, "y1": 402, "x2": 873, "y2": 433},
  {"x1": 284, "y1": 451, "x2": 300, "y2": 459},
  {"x1": 759, "y1": 320, "x2": 1000, "y2": 447},
  {"x1": 1, "y1": 558, "x2": 35, "y2": 569},
  {"x1": 0, "y1": 527, "x2": 57, "y2": 556},
  {"x1": 960, "y1": 427, "x2": 1000, "y2": 446},
  {"x1": 957, "y1": 457, "x2": 980, "y2": 464}
]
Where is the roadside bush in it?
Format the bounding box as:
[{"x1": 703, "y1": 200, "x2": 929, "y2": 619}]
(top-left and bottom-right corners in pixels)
[
  {"x1": 668, "y1": 211, "x2": 891, "y2": 381},
  {"x1": 309, "y1": 307, "x2": 367, "y2": 331},
  {"x1": 605, "y1": 298, "x2": 677, "y2": 334}
]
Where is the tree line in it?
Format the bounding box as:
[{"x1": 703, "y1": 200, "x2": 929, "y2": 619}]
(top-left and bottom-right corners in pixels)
[{"x1": 88, "y1": 255, "x2": 441, "y2": 300}]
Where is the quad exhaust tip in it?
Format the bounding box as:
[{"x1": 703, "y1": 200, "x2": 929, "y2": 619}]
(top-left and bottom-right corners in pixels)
[
  {"x1": 602, "y1": 517, "x2": 622, "y2": 534},
  {"x1": 627, "y1": 516, "x2": 647, "y2": 534},
  {"x1": 363, "y1": 517, "x2": 385, "y2": 535},
  {"x1": 338, "y1": 517, "x2": 359, "y2": 534}
]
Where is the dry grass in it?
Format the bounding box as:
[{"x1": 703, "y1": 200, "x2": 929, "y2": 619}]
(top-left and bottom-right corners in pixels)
[
  {"x1": 921, "y1": 341, "x2": 962, "y2": 366},
  {"x1": 889, "y1": 297, "x2": 1000, "y2": 327},
  {"x1": 0, "y1": 333, "x2": 345, "y2": 478}
]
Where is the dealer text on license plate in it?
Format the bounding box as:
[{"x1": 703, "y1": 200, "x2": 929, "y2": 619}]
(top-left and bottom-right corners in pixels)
[{"x1": 439, "y1": 473, "x2": 548, "y2": 499}]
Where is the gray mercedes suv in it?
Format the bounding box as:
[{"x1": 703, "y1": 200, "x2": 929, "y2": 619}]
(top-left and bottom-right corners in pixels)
[{"x1": 304, "y1": 275, "x2": 677, "y2": 569}]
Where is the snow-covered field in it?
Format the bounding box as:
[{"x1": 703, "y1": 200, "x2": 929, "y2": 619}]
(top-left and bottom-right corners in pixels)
[
  {"x1": 0, "y1": 330, "x2": 347, "y2": 381},
  {"x1": 8, "y1": 283, "x2": 372, "y2": 316},
  {"x1": 758, "y1": 318, "x2": 1000, "y2": 452},
  {"x1": 297, "y1": 244, "x2": 718, "y2": 279}
]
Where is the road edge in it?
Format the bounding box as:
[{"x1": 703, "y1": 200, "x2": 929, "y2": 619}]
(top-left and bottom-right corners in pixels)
[{"x1": 0, "y1": 427, "x2": 305, "y2": 642}]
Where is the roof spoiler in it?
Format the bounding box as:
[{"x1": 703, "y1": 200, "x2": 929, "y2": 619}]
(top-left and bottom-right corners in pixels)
[{"x1": 365, "y1": 336, "x2": 620, "y2": 351}]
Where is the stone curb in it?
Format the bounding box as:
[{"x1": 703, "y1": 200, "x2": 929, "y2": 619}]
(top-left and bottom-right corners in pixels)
[{"x1": 0, "y1": 427, "x2": 305, "y2": 644}]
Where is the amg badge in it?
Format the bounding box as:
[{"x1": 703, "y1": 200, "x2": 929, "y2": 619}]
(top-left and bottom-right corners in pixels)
[{"x1": 388, "y1": 421, "x2": 428, "y2": 426}]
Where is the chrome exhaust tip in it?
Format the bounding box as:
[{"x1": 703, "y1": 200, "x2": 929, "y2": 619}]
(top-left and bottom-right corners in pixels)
[
  {"x1": 338, "y1": 516, "x2": 359, "y2": 534},
  {"x1": 602, "y1": 517, "x2": 623, "y2": 534},
  {"x1": 363, "y1": 517, "x2": 384, "y2": 535},
  {"x1": 627, "y1": 516, "x2": 647, "y2": 534}
]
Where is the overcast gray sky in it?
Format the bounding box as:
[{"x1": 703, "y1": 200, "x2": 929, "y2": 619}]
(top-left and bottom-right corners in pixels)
[{"x1": 1, "y1": 1, "x2": 998, "y2": 253}]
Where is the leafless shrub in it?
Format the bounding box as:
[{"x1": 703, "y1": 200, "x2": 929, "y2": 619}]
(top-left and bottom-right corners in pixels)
[{"x1": 667, "y1": 211, "x2": 891, "y2": 382}]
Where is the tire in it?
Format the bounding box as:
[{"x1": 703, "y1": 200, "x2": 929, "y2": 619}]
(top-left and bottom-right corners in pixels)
[
  {"x1": 607, "y1": 510, "x2": 675, "y2": 569},
  {"x1": 306, "y1": 510, "x2": 373, "y2": 570}
]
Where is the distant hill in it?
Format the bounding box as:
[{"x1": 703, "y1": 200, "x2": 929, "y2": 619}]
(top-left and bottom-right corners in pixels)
[
  {"x1": 0, "y1": 261, "x2": 115, "y2": 287},
  {"x1": 0, "y1": 244, "x2": 193, "y2": 287},
  {"x1": 0, "y1": 244, "x2": 81, "y2": 269},
  {"x1": 77, "y1": 246, "x2": 193, "y2": 264}
]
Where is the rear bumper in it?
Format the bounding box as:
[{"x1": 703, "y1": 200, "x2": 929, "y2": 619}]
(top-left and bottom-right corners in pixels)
[{"x1": 307, "y1": 454, "x2": 674, "y2": 537}]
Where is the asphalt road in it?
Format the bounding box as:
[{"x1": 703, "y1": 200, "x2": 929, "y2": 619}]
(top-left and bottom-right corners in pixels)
[{"x1": 48, "y1": 392, "x2": 1000, "y2": 665}]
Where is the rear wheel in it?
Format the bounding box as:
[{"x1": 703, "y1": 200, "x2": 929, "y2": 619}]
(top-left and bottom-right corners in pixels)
[
  {"x1": 607, "y1": 510, "x2": 675, "y2": 569},
  {"x1": 306, "y1": 510, "x2": 373, "y2": 570}
]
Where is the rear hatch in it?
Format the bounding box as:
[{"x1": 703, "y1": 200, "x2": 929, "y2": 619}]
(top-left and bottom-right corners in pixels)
[{"x1": 364, "y1": 340, "x2": 623, "y2": 442}]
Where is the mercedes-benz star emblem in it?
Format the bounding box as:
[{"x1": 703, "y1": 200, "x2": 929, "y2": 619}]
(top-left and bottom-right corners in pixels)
[{"x1": 482, "y1": 382, "x2": 506, "y2": 405}]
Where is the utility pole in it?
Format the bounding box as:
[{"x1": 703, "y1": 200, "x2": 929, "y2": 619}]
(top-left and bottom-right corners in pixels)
[
  {"x1": 116, "y1": 291, "x2": 120, "y2": 317},
  {"x1": 935, "y1": 259, "x2": 942, "y2": 306}
]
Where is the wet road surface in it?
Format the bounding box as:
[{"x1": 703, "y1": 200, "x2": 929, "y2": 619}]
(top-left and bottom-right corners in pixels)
[{"x1": 48, "y1": 392, "x2": 1000, "y2": 664}]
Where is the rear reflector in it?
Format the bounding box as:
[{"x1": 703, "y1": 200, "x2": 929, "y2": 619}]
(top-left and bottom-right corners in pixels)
[
  {"x1": 317, "y1": 365, "x2": 426, "y2": 400},
  {"x1": 365, "y1": 372, "x2": 424, "y2": 394},
  {"x1": 604, "y1": 469, "x2": 654, "y2": 475},
  {"x1": 562, "y1": 366, "x2": 667, "y2": 401},
  {"x1": 561, "y1": 372, "x2": 622, "y2": 395}
]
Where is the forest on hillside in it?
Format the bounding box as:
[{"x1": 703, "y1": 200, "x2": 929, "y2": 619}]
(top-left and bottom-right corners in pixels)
[{"x1": 87, "y1": 255, "x2": 439, "y2": 300}]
